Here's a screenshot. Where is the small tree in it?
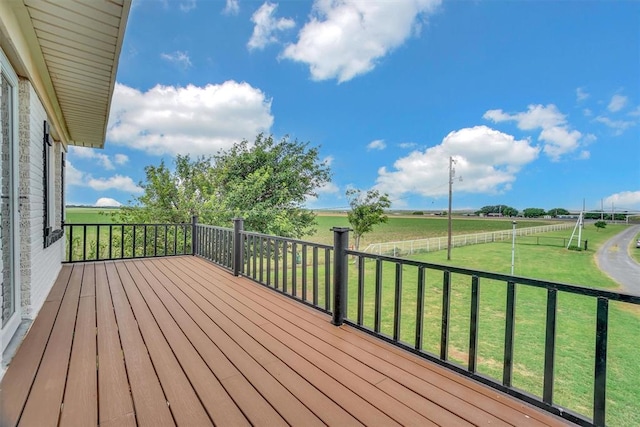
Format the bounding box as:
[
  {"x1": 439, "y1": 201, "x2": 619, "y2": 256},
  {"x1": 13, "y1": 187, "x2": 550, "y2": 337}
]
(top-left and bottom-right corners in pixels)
[
  {"x1": 118, "y1": 134, "x2": 331, "y2": 238},
  {"x1": 594, "y1": 220, "x2": 607, "y2": 231},
  {"x1": 346, "y1": 189, "x2": 391, "y2": 250}
]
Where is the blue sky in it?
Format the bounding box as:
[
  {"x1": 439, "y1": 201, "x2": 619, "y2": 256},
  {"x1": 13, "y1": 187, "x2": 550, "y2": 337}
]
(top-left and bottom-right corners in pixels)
[{"x1": 66, "y1": 0, "x2": 640, "y2": 213}]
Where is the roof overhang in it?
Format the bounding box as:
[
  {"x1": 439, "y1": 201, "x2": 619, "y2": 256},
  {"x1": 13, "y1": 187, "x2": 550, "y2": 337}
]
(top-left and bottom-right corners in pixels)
[{"x1": 0, "y1": 0, "x2": 131, "y2": 149}]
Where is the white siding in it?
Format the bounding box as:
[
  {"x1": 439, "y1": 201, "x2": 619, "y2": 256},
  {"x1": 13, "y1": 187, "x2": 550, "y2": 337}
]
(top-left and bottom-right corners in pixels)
[{"x1": 17, "y1": 79, "x2": 63, "y2": 319}]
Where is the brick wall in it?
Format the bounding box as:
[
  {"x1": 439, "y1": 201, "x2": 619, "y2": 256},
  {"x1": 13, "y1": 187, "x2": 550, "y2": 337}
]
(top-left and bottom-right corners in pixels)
[{"x1": 17, "y1": 79, "x2": 63, "y2": 318}]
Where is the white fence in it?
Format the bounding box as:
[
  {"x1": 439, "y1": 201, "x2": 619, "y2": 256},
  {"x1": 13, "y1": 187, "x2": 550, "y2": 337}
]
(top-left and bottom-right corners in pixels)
[{"x1": 362, "y1": 222, "x2": 575, "y2": 256}]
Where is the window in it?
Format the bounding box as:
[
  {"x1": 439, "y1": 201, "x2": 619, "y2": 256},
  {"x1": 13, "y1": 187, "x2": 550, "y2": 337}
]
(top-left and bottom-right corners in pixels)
[{"x1": 43, "y1": 121, "x2": 63, "y2": 248}]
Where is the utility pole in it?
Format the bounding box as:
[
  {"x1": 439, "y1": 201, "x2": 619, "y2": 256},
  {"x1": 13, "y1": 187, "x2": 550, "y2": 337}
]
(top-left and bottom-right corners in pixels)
[{"x1": 447, "y1": 156, "x2": 455, "y2": 261}]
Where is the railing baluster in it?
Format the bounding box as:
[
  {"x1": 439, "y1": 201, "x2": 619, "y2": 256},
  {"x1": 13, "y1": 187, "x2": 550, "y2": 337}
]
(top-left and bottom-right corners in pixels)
[
  {"x1": 543, "y1": 288, "x2": 557, "y2": 404},
  {"x1": 292, "y1": 242, "x2": 297, "y2": 297},
  {"x1": 301, "y1": 244, "x2": 307, "y2": 301},
  {"x1": 83, "y1": 225, "x2": 87, "y2": 261},
  {"x1": 143, "y1": 225, "x2": 147, "y2": 258},
  {"x1": 357, "y1": 257, "x2": 365, "y2": 325},
  {"x1": 68, "y1": 225, "x2": 74, "y2": 262},
  {"x1": 594, "y1": 297, "x2": 609, "y2": 427},
  {"x1": 324, "y1": 248, "x2": 330, "y2": 311},
  {"x1": 313, "y1": 246, "x2": 318, "y2": 306},
  {"x1": 415, "y1": 266, "x2": 425, "y2": 350},
  {"x1": 258, "y1": 237, "x2": 263, "y2": 283},
  {"x1": 393, "y1": 262, "x2": 403, "y2": 341},
  {"x1": 132, "y1": 225, "x2": 137, "y2": 258},
  {"x1": 121, "y1": 225, "x2": 125, "y2": 258},
  {"x1": 374, "y1": 259, "x2": 383, "y2": 333},
  {"x1": 266, "y1": 238, "x2": 272, "y2": 287},
  {"x1": 108, "y1": 225, "x2": 113, "y2": 260},
  {"x1": 441, "y1": 271, "x2": 451, "y2": 361},
  {"x1": 283, "y1": 242, "x2": 288, "y2": 294},
  {"x1": 174, "y1": 224, "x2": 178, "y2": 255},
  {"x1": 253, "y1": 235, "x2": 258, "y2": 279},
  {"x1": 96, "y1": 225, "x2": 100, "y2": 260},
  {"x1": 469, "y1": 276, "x2": 480, "y2": 372},
  {"x1": 274, "y1": 240, "x2": 279, "y2": 290},
  {"x1": 164, "y1": 225, "x2": 168, "y2": 256},
  {"x1": 503, "y1": 281, "x2": 516, "y2": 387}
]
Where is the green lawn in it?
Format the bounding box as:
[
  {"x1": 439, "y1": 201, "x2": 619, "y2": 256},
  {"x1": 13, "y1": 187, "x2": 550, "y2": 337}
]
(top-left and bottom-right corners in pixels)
[
  {"x1": 631, "y1": 232, "x2": 640, "y2": 264},
  {"x1": 65, "y1": 207, "x2": 639, "y2": 424}
]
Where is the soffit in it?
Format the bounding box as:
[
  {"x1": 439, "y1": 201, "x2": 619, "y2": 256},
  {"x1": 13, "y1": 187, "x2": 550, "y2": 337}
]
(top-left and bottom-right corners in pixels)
[{"x1": 5, "y1": 0, "x2": 130, "y2": 148}]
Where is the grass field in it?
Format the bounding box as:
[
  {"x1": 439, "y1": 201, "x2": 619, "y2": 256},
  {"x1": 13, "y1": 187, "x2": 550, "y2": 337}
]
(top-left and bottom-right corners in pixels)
[{"x1": 64, "y1": 207, "x2": 639, "y2": 424}]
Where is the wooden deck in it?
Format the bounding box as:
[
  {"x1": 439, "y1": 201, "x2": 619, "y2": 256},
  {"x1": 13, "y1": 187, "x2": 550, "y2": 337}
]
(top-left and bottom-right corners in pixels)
[{"x1": 0, "y1": 256, "x2": 570, "y2": 426}]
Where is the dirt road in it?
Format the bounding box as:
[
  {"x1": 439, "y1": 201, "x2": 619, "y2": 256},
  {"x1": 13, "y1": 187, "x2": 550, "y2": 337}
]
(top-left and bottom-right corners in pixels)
[{"x1": 596, "y1": 224, "x2": 640, "y2": 295}]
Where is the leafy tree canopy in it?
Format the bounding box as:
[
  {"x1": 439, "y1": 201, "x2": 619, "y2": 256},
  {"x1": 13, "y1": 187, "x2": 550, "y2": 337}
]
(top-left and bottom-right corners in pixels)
[
  {"x1": 594, "y1": 220, "x2": 607, "y2": 231},
  {"x1": 346, "y1": 189, "x2": 391, "y2": 250},
  {"x1": 522, "y1": 207, "x2": 546, "y2": 218},
  {"x1": 118, "y1": 134, "x2": 331, "y2": 238},
  {"x1": 475, "y1": 205, "x2": 518, "y2": 217}
]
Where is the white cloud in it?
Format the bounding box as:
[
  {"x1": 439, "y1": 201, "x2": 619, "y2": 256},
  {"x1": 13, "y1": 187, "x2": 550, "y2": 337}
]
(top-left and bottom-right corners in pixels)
[
  {"x1": 281, "y1": 0, "x2": 441, "y2": 82},
  {"x1": 484, "y1": 104, "x2": 585, "y2": 161},
  {"x1": 107, "y1": 82, "x2": 274, "y2": 156},
  {"x1": 604, "y1": 191, "x2": 640, "y2": 209},
  {"x1": 179, "y1": 0, "x2": 196, "y2": 12},
  {"x1": 160, "y1": 51, "x2": 192, "y2": 69},
  {"x1": 223, "y1": 0, "x2": 239, "y2": 15},
  {"x1": 583, "y1": 108, "x2": 593, "y2": 117},
  {"x1": 576, "y1": 87, "x2": 589, "y2": 102},
  {"x1": 66, "y1": 161, "x2": 142, "y2": 194},
  {"x1": 87, "y1": 175, "x2": 143, "y2": 194},
  {"x1": 95, "y1": 197, "x2": 122, "y2": 207},
  {"x1": 375, "y1": 126, "x2": 539, "y2": 202},
  {"x1": 322, "y1": 155, "x2": 334, "y2": 166},
  {"x1": 608, "y1": 94, "x2": 628, "y2": 112},
  {"x1": 629, "y1": 106, "x2": 640, "y2": 117},
  {"x1": 248, "y1": 2, "x2": 295, "y2": 50},
  {"x1": 367, "y1": 139, "x2": 386, "y2": 151},
  {"x1": 594, "y1": 116, "x2": 636, "y2": 135},
  {"x1": 316, "y1": 181, "x2": 340, "y2": 194},
  {"x1": 66, "y1": 161, "x2": 85, "y2": 186},
  {"x1": 114, "y1": 154, "x2": 129, "y2": 165},
  {"x1": 69, "y1": 146, "x2": 114, "y2": 170},
  {"x1": 399, "y1": 142, "x2": 417, "y2": 149},
  {"x1": 578, "y1": 150, "x2": 590, "y2": 160}
]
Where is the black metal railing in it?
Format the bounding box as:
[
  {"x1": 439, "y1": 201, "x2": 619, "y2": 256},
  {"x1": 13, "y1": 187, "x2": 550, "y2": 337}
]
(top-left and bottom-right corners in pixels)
[
  {"x1": 63, "y1": 222, "x2": 193, "y2": 262},
  {"x1": 62, "y1": 217, "x2": 638, "y2": 426},
  {"x1": 336, "y1": 241, "x2": 640, "y2": 427},
  {"x1": 194, "y1": 223, "x2": 234, "y2": 270}
]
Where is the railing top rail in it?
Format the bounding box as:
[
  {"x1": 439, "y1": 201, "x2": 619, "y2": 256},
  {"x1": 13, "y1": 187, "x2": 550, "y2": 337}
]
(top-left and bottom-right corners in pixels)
[
  {"x1": 65, "y1": 222, "x2": 192, "y2": 227},
  {"x1": 196, "y1": 224, "x2": 233, "y2": 231},
  {"x1": 346, "y1": 249, "x2": 640, "y2": 304},
  {"x1": 239, "y1": 229, "x2": 333, "y2": 250}
]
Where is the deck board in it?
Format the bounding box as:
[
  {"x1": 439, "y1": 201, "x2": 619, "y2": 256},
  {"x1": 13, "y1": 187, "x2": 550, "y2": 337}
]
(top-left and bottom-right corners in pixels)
[{"x1": 1, "y1": 256, "x2": 571, "y2": 427}]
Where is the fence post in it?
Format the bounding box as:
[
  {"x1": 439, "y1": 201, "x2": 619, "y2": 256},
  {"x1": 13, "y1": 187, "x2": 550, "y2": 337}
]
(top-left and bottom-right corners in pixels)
[
  {"x1": 332, "y1": 227, "x2": 350, "y2": 326},
  {"x1": 233, "y1": 217, "x2": 244, "y2": 277},
  {"x1": 191, "y1": 215, "x2": 198, "y2": 256}
]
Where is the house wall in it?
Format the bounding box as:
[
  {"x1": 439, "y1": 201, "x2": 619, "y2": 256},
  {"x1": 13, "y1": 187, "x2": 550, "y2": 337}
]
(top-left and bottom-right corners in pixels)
[{"x1": 17, "y1": 78, "x2": 63, "y2": 318}]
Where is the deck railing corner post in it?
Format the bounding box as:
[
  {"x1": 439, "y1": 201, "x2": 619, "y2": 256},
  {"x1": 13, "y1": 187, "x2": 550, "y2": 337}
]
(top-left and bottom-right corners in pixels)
[
  {"x1": 331, "y1": 227, "x2": 350, "y2": 326},
  {"x1": 233, "y1": 217, "x2": 244, "y2": 276}
]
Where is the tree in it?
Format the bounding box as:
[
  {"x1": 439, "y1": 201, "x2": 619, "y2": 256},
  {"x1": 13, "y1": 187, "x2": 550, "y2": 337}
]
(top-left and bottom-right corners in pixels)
[
  {"x1": 594, "y1": 220, "x2": 607, "y2": 231},
  {"x1": 475, "y1": 205, "x2": 518, "y2": 217},
  {"x1": 346, "y1": 189, "x2": 391, "y2": 250},
  {"x1": 119, "y1": 134, "x2": 331, "y2": 238},
  {"x1": 522, "y1": 208, "x2": 546, "y2": 218}
]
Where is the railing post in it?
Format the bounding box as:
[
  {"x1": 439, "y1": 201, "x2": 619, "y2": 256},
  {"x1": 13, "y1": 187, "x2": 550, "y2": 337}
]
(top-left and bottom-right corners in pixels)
[
  {"x1": 331, "y1": 227, "x2": 350, "y2": 326},
  {"x1": 233, "y1": 217, "x2": 244, "y2": 277},
  {"x1": 191, "y1": 215, "x2": 198, "y2": 255}
]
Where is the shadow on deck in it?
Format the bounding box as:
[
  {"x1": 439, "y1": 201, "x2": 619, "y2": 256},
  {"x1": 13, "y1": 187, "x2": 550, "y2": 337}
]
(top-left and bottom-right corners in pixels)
[{"x1": 0, "y1": 256, "x2": 569, "y2": 426}]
